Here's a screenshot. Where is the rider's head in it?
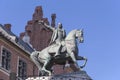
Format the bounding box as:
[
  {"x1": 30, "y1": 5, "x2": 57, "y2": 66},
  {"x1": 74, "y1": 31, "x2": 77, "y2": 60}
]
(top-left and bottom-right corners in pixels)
[{"x1": 57, "y1": 23, "x2": 63, "y2": 29}]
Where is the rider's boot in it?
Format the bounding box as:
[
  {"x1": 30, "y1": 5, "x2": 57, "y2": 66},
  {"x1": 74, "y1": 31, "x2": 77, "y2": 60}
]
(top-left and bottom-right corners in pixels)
[{"x1": 54, "y1": 44, "x2": 61, "y2": 57}]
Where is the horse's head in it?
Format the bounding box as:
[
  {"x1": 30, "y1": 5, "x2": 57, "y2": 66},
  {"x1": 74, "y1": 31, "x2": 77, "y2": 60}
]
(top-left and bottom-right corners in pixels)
[{"x1": 75, "y1": 29, "x2": 84, "y2": 43}]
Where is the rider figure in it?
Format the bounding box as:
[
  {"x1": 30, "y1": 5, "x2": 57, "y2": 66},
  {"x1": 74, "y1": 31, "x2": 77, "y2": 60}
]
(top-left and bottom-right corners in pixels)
[{"x1": 39, "y1": 21, "x2": 66, "y2": 57}]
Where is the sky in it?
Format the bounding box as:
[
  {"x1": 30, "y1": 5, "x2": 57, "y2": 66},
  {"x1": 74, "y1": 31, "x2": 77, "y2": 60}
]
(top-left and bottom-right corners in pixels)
[{"x1": 0, "y1": 0, "x2": 120, "y2": 80}]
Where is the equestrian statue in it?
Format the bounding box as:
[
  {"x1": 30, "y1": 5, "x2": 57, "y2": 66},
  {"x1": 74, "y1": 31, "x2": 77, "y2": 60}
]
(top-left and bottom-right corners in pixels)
[{"x1": 30, "y1": 21, "x2": 87, "y2": 76}]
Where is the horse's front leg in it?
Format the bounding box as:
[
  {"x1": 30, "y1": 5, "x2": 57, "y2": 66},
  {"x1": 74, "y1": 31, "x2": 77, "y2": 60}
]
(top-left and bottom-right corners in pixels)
[{"x1": 80, "y1": 57, "x2": 87, "y2": 68}]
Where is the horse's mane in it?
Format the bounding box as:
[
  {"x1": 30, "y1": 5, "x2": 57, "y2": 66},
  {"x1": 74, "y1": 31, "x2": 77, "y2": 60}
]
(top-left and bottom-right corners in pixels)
[{"x1": 65, "y1": 29, "x2": 78, "y2": 40}]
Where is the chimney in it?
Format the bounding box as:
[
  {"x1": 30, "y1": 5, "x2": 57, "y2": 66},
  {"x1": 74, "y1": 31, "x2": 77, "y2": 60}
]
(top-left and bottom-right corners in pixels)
[
  {"x1": 19, "y1": 32, "x2": 25, "y2": 39},
  {"x1": 4, "y1": 24, "x2": 11, "y2": 31},
  {"x1": 51, "y1": 14, "x2": 56, "y2": 27}
]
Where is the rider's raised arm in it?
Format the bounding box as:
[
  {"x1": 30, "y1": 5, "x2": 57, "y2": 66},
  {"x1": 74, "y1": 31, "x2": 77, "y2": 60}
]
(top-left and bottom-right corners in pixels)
[
  {"x1": 38, "y1": 20, "x2": 55, "y2": 31},
  {"x1": 44, "y1": 23, "x2": 55, "y2": 31}
]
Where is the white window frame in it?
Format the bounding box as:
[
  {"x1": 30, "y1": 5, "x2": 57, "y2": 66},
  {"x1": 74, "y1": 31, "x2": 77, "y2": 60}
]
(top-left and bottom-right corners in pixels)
[
  {"x1": 17, "y1": 57, "x2": 27, "y2": 80},
  {"x1": 0, "y1": 46, "x2": 11, "y2": 76}
]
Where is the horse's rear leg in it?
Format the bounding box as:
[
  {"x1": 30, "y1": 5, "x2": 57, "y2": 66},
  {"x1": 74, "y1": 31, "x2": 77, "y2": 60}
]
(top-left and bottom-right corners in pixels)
[
  {"x1": 30, "y1": 51, "x2": 42, "y2": 71},
  {"x1": 41, "y1": 57, "x2": 52, "y2": 76}
]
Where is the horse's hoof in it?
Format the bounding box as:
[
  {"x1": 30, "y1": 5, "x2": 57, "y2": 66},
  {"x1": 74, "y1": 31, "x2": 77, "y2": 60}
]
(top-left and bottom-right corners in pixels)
[{"x1": 40, "y1": 70, "x2": 46, "y2": 76}]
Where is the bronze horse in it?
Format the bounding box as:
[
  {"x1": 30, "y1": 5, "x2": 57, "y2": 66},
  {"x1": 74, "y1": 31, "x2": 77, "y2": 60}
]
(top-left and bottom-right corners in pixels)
[{"x1": 30, "y1": 29, "x2": 87, "y2": 76}]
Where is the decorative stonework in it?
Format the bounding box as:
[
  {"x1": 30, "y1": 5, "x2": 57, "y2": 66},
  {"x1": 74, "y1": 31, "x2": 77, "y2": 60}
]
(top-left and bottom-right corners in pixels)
[{"x1": 26, "y1": 71, "x2": 92, "y2": 80}]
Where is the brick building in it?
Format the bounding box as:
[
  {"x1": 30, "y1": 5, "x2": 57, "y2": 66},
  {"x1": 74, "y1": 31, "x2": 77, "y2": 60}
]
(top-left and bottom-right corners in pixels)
[
  {"x1": 20, "y1": 6, "x2": 53, "y2": 51},
  {"x1": 0, "y1": 6, "x2": 91, "y2": 80},
  {"x1": 0, "y1": 24, "x2": 38, "y2": 80}
]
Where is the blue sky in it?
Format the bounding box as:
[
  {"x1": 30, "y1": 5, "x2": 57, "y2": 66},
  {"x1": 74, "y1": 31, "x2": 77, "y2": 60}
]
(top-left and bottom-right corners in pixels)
[{"x1": 0, "y1": 0, "x2": 120, "y2": 80}]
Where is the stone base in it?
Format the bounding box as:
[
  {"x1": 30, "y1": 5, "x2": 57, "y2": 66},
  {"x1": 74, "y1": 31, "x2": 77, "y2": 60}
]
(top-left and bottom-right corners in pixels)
[{"x1": 26, "y1": 71, "x2": 92, "y2": 80}]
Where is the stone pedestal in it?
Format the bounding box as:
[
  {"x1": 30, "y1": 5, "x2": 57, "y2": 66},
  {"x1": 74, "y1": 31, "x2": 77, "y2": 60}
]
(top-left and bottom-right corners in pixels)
[{"x1": 26, "y1": 71, "x2": 92, "y2": 80}]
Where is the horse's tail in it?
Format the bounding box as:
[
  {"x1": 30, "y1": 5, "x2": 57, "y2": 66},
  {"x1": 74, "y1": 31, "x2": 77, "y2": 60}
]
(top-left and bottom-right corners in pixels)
[{"x1": 30, "y1": 51, "x2": 39, "y2": 60}]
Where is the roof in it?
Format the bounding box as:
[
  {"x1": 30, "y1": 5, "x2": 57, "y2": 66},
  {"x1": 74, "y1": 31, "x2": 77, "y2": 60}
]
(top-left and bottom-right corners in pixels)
[{"x1": 0, "y1": 24, "x2": 34, "y2": 54}]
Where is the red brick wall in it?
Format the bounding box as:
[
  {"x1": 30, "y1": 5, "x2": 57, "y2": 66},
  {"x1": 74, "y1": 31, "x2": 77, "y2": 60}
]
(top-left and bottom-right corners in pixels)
[
  {"x1": 20, "y1": 6, "x2": 53, "y2": 51},
  {"x1": 0, "y1": 71, "x2": 9, "y2": 80},
  {"x1": 30, "y1": 23, "x2": 52, "y2": 51}
]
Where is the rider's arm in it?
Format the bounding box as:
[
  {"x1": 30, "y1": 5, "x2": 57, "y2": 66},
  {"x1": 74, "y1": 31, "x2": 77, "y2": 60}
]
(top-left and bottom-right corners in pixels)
[
  {"x1": 63, "y1": 29, "x2": 66, "y2": 39},
  {"x1": 38, "y1": 20, "x2": 54, "y2": 31},
  {"x1": 44, "y1": 23, "x2": 54, "y2": 31}
]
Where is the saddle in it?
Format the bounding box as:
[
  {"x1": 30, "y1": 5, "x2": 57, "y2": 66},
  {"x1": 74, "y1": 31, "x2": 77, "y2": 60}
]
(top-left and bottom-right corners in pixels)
[{"x1": 48, "y1": 42, "x2": 67, "y2": 54}]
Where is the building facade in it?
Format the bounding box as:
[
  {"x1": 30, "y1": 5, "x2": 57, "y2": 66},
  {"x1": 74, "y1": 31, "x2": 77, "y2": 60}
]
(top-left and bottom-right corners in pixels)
[{"x1": 0, "y1": 24, "x2": 38, "y2": 80}]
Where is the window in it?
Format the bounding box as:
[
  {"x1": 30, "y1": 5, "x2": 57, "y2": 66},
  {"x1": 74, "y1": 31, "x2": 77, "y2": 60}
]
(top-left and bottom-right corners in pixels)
[
  {"x1": 1, "y1": 48, "x2": 11, "y2": 71},
  {"x1": 18, "y1": 59, "x2": 27, "y2": 80}
]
